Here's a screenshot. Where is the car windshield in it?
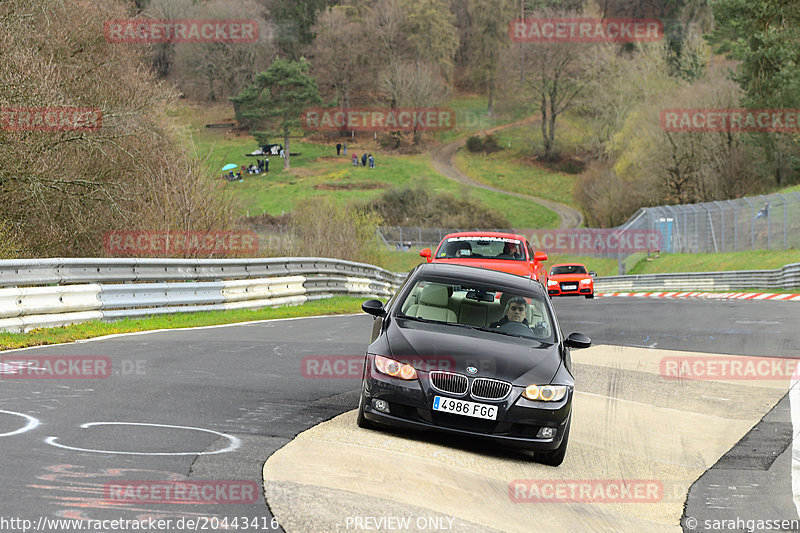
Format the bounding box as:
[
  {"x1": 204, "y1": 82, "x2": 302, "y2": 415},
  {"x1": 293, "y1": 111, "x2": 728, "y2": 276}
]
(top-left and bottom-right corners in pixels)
[
  {"x1": 435, "y1": 237, "x2": 526, "y2": 261},
  {"x1": 550, "y1": 265, "x2": 587, "y2": 275},
  {"x1": 397, "y1": 279, "x2": 553, "y2": 341}
]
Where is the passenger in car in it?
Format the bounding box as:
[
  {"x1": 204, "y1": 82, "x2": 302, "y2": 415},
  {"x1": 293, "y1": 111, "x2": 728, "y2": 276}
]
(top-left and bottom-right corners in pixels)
[{"x1": 489, "y1": 296, "x2": 529, "y2": 328}]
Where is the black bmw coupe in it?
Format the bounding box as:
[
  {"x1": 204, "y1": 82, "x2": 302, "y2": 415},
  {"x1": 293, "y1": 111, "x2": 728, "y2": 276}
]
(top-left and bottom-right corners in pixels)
[{"x1": 358, "y1": 263, "x2": 591, "y2": 466}]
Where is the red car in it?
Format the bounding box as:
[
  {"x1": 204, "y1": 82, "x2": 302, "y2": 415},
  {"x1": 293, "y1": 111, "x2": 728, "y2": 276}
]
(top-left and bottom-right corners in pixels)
[
  {"x1": 547, "y1": 263, "x2": 595, "y2": 299},
  {"x1": 420, "y1": 232, "x2": 548, "y2": 286}
]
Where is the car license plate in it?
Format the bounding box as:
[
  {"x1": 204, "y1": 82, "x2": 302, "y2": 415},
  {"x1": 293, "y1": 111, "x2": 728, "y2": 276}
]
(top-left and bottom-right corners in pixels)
[
  {"x1": 432, "y1": 396, "x2": 497, "y2": 420},
  {"x1": 562, "y1": 284, "x2": 577, "y2": 290}
]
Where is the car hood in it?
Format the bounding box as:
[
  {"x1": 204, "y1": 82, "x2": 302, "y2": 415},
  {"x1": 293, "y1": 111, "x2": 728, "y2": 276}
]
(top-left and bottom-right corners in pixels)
[
  {"x1": 432, "y1": 258, "x2": 533, "y2": 278},
  {"x1": 384, "y1": 318, "x2": 562, "y2": 385}
]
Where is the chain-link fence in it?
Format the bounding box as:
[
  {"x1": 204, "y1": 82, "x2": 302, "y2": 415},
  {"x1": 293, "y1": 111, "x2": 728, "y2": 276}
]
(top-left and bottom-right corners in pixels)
[
  {"x1": 377, "y1": 192, "x2": 800, "y2": 256},
  {"x1": 629, "y1": 192, "x2": 800, "y2": 254}
]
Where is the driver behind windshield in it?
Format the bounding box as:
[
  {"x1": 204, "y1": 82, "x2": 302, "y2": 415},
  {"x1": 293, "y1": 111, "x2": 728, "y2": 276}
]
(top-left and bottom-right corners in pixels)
[{"x1": 490, "y1": 296, "x2": 529, "y2": 328}]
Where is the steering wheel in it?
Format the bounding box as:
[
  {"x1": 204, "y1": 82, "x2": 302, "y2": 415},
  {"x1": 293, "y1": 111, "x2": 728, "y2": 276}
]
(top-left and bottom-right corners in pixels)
[{"x1": 498, "y1": 321, "x2": 532, "y2": 336}]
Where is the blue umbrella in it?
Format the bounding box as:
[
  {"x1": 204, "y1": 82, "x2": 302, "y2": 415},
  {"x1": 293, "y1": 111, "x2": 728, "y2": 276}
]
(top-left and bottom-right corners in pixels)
[{"x1": 221, "y1": 163, "x2": 238, "y2": 171}]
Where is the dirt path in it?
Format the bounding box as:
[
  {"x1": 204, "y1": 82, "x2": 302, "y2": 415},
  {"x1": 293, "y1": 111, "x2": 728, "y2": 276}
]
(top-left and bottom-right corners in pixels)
[{"x1": 430, "y1": 115, "x2": 584, "y2": 229}]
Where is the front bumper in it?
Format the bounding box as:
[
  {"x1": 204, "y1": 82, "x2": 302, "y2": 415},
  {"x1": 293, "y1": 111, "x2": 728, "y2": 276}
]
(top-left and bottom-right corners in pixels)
[
  {"x1": 361, "y1": 357, "x2": 572, "y2": 451},
  {"x1": 548, "y1": 283, "x2": 593, "y2": 296}
]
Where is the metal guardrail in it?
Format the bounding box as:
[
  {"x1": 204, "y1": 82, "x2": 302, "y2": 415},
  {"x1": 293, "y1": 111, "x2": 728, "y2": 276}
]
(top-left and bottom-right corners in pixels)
[
  {"x1": 594, "y1": 263, "x2": 800, "y2": 293},
  {"x1": 2, "y1": 257, "x2": 797, "y2": 333},
  {"x1": 0, "y1": 258, "x2": 408, "y2": 333}
]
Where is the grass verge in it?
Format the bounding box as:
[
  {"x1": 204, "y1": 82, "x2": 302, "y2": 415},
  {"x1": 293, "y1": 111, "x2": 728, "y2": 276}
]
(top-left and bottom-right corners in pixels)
[
  {"x1": 629, "y1": 250, "x2": 800, "y2": 275},
  {"x1": 0, "y1": 297, "x2": 364, "y2": 351}
]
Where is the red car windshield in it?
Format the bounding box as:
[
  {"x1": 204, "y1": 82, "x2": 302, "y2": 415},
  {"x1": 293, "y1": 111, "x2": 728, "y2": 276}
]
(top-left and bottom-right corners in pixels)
[
  {"x1": 550, "y1": 265, "x2": 587, "y2": 275},
  {"x1": 436, "y1": 237, "x2": 526, "y2": 261}
]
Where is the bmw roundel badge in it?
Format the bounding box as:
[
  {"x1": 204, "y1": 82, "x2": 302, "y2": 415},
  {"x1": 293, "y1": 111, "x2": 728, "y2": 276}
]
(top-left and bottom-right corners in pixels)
[{"x1": 466, "y1": 366, "x2": 478, "y2": 374}]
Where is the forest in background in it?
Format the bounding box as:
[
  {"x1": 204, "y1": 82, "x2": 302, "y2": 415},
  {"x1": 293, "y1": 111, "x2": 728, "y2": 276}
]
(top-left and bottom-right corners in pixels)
[{"x1": 1, "y1": 0, "x2": 798, "y2": 256}]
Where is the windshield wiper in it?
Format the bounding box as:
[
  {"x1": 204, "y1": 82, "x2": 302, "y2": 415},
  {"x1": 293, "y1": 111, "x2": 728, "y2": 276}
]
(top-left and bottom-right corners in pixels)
[{"x1": 397, "y1": 315, "x2": 448, "y2": 325}]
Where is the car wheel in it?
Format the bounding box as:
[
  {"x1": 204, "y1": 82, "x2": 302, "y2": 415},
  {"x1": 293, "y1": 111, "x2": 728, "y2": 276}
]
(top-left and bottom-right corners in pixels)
[
  {"x1": 356, "y1": 388, "x2": 373, "y2": 429},
  {"x1": 585, "y1": 293, "x2": 594, "y2": 299},
  {"x1": 536, "y1": 418, "x2": 570, "y2": 466}
]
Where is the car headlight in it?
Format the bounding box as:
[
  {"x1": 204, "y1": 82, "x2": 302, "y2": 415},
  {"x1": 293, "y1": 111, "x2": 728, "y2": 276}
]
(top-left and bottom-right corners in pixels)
[
  {"x1": 580, "y1": 278, "x2": 592, "y2": 285},
  {"x1": 374, "y1": 355, "x2": 418, "y2": 380},
  {"x1": 522, "y1": 384, "x2": 568, "y2": 401},
  {"x1": 547, "y1": 279, "x2": 558, "y2": 286}
]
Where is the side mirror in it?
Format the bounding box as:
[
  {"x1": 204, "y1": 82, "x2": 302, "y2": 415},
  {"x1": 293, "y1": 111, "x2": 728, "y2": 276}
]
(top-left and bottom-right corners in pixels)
[
  {"x1": 362, "y1": 299, "x2": 387, "y2": 317},
  {"x1": 589, "y1": 271, "x2": 597, "y2": 277},
  {"x1": 419, "y1": 248, "x2": 432, "y2": 263},
  {"x1": 533, "y1": 251, "x2": 547, "y2": 262},
  {"x1": 564, "y1": 332, "x2": 591, "y2": 349}
]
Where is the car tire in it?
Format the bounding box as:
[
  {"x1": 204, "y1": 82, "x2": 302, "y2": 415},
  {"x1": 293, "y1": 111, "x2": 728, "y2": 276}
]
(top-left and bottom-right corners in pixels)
[
  {"x1": 585, "y1": 294, "x2": 594, "y2": 299},
  {"x1": 535, "y1": 418, "x2": 570, "y2": 466},
  {"x1": 356, "y1": 389, "x2": 373, "y2": 429}
]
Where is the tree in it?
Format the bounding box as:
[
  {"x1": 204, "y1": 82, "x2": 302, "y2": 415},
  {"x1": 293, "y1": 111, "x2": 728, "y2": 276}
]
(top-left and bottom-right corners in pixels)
[
  {"x1": 611, "y1": 65, "x2": 768, "y2": 206},
  {"x1": 711, "y1": 0, "x2": 800, "y2": 187},
  {"x1": 264, "y1": 0, "x2": 333, "y2": 59},
  {"x1": 465, "y1": 0, "x2": 515, "y2": 115},
  {"x1": 402, "y1": 0, "x2": 459, "y2": 82},
  {"x1": 143, "y1": 0, "x2": 194, "y2": 78},
  {"x1": 378, "y1": 60, "x2": 449, "y2": 144},
  {"x1": 306, "y1": 8, "x2": 369, "y2": 111},
  {"x1": 498, "y1": 9, "x2": 590, "y2": 161},
  {"x1": 231, "y1": 58, "x2": 322, "y2": 170},
  {"x1": 171, "y1": 0, "x2": 277, "y2": 101},
  {"x1": 0, "y1": 0, "x2": 237, "y2": 257},
  {"x1": 580, "y1": 42, "x2": 678, "y2": 159}
]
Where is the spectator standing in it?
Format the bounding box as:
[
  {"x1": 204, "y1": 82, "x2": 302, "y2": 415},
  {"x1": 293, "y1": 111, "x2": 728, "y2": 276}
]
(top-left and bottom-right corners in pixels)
[
  {"x1": 361, "y1": 153, "x2": 367, "y2": 167},
  {"x1": 343, "y1": 142, "x2": 347, "y2": 155},
  {"x1": 336, "y1": 143, "x2": 342, "y2": 155},
  {"x1": 265, "y1": 158, "x2": 269, "y2": 172},
  {"x1": 352, "y1": 153, "x2": 359, "y2": 166},
  {"x1": 368, "y1": 154, "x2": 375, "y2": 168}
]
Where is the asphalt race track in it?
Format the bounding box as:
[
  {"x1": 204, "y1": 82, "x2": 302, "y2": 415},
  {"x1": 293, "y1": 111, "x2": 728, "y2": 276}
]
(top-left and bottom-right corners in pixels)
[{"x1": 1, "y1": 298, "x2": 799, "y2": 533}]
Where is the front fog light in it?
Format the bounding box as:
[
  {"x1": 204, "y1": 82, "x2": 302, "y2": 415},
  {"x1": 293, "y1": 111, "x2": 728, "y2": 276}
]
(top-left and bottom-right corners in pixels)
[
  {"x1": 536, "y1": 427, "x2": 557, "y2": 438},
  {"x1": 372, "y1": 399, "x2": 389, "y2": 413}
]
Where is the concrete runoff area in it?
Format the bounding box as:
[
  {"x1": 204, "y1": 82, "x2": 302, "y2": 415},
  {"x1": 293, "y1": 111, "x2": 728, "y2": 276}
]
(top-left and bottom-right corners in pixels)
[{"x1": 263, "y1": 345, "x2": 789, "y2": 532}]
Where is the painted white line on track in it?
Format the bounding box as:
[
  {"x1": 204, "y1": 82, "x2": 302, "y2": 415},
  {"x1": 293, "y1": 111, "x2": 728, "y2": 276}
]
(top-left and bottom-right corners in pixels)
[
  {"x1": 0, "y1": 313, "x2": 364, "y2": 354},
  {"x1": 0, "y1": 410, "x2": 40, "y2": 437},
  {"x1": 44, "y1": 421, "x2": 241, "y2": 456}
]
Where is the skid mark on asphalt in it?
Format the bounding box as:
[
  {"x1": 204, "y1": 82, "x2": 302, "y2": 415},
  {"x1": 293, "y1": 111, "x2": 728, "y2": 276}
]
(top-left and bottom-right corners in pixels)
[
  {"x1": 28, "y1": 464, "x2": 219, "y2": 523},
  {"x1": 262, "y1": 346, "x2": 788, "y2": 533}
]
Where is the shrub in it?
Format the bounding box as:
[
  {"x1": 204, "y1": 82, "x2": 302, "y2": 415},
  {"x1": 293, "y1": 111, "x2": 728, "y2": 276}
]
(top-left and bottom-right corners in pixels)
[
  {"x1": 366, "y1": 184, "x2": 510, "y2": 228},
  {"x1": 466, "y1": 134, "x2": 501, "y2": 154},
  {"x1": 285, "y1": 197, "x2": 383, "y2": 265}
]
